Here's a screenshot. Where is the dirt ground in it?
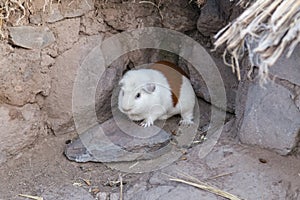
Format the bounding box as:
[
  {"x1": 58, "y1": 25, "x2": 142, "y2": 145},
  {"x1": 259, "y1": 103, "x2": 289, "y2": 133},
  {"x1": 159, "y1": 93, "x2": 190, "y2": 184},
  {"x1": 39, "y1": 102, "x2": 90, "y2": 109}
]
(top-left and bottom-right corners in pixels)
[
  {"x1": 0, "y1": 119, "x2": 299, "y2": 200},
  {"x1": 0, "y1": 131, "x2": 142, "y2": 200}
]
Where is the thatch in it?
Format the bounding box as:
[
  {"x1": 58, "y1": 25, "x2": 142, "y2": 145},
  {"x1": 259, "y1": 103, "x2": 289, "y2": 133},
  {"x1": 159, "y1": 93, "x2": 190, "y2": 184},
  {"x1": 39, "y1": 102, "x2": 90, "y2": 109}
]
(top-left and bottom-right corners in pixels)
[{"x1": 214, "y1": 0, "x2": 300, "y2": 83}]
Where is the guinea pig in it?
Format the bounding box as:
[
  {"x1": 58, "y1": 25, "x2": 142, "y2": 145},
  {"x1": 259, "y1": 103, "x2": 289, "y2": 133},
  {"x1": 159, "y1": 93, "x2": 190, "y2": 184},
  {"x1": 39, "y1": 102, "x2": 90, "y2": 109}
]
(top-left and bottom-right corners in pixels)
[{"x1": 118, "y1": 61, "x2": 196, "y2": 127}]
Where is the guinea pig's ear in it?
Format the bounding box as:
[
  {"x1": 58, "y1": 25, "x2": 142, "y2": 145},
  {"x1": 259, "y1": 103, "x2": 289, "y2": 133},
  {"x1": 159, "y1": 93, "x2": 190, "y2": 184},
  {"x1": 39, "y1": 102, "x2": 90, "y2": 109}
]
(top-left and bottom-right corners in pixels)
[{"x1": 142, "y1": 83, "x2": 156, "y2": 94}]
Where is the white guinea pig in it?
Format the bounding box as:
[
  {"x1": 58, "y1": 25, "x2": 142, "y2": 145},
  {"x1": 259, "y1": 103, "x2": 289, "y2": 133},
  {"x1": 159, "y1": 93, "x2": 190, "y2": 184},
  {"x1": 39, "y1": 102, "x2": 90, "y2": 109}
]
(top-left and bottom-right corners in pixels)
[{"x1": 118, "y1": 61, "x2": 196, "y2": 127}]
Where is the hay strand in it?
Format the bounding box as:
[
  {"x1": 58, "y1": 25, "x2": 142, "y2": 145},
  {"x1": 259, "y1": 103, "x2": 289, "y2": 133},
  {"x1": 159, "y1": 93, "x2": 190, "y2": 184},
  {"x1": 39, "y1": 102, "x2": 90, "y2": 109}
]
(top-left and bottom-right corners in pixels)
[
  {"x1": 18, "y1": 194, "x2": 43, "y2": 200},
  {"x1": 170, "y1": 178, "x2": 242, "y2": 200}
]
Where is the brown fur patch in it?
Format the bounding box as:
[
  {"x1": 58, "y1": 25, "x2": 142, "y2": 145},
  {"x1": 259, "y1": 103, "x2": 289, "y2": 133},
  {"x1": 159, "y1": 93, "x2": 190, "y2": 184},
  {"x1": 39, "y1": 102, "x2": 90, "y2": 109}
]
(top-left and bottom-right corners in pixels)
[{"x1": 150, "y1": 61, "x2": 187, "y2": 107}]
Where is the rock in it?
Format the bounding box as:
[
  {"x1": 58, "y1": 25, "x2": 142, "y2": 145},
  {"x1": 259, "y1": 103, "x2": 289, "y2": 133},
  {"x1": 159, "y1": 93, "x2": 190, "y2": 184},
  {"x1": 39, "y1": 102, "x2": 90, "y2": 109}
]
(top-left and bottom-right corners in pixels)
[
  {"x1": 219, "y1": 0, "x2": 243, "y2": 21},
  {"x1": 30, "y1": 0, "x2": 94, "y2": 23},
  {"x1": 64, "y1": 118, "x2": 171, "y2": 163},
  {"x1": 269, "y1": 45, "x2": 300, "y2": 86},
  {"x1": 95, "y1": 57, "x2": 128, "y2": 123},
  {"x1": 96, "y1": 1, "x2": 198, "y2": 32},
  {"x1": 29, "y1": 13, "x2": 43, "y2": 25},
  {"x1": 46, "y1": 0, "x2": 94, "y2": 23},
  {"x1": 29, "y1": 0, "x2": 45, "y2": 11},
  {"x1": 236, "y1": 45, "x2": 300, "y2": 155},
  {"x1": 49, "y1": 18, "x2": 80, "y2": 53},
  {"x1": 213, "y1": 57, "x2": 238, "y2": 113},
  {"x1": 0, "y1": 103, "x2": 46, "y2": 162},
  {"x1": 0, "y1": 48, "x2": 51, "y2": 106},
  {"x1": 95, "y1": 2, "x2": 161, "y2": 31},
  {"x1": 41, "y1": 52, "x2": 55, "y2": 67},
  {"x1": 295, "y1": 94, "x2": 300, "y2": 111},
  {"x1": 238, "y1": 80, "x2": 300, "y2": 155},
  {"x1": 80, "y1": 11, "x2": 110, "y2": 35},
  {"x1": 96, "y1": 192, "x2": 108, "y2": 200},
  {"x1": 188, "y1": 62, "x2": 210, "y2": 101},
  {"x1": 109, "y1": 193, "x2": 120, "y2": 200},
  {"x1": 161, "y1": 1, "x2": 199, "y2": 32},
  {"x1": 127, "y1": 49, "x2": 179, "y2": 70},
  {"x1": 44, "y1": 35, "x2": 103, "y2": 134},
  {"x1": 8, "y1": 26, "x2": 55, "y2": 49},
  {"x1": 197, "y1": 0, "x2": 242, "y2": 36},
  {"x1": 197, "y1": 0, "x2": 226, "y2": 36},
  {"x1": 42, "y1": 184, "x2": 94, "y2": 200},
  {"x1": 61, "y1": 0, "x2": 94, "y2": 18},
  {"x1": 46, "y1": 3, "x2": 64, "y2": 23},
  {"x1": 180, "y1": 53, "x2": 238, "y2": 113}
]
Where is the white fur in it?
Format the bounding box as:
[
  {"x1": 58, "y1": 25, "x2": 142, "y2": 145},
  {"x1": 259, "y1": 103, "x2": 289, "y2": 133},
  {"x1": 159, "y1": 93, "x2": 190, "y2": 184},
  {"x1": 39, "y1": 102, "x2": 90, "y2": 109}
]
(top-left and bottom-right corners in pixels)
[{"x1": 118, "y1": 68, "x2": 195, "y2": 127}]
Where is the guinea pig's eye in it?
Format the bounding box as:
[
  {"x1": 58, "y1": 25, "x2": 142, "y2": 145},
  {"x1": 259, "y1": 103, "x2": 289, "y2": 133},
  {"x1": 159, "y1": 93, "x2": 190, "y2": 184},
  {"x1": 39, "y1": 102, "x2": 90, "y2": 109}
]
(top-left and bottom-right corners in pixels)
[{"x1": 135, "y1": 93, "x2": 141, "y2": 99}]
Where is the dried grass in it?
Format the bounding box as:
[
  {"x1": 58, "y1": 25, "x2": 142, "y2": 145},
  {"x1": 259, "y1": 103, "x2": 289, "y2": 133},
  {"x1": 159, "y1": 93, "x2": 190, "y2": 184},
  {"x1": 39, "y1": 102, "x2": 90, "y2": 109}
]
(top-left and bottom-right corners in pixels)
[
  {"x1": 170, "y1": 178, "x2": 242, "y2": 200},
  {"x1": 0, "y1": 0, "x2": 56, "y2": 39},
  {"x1": 18, "y1": 194, "x2": 43, "y2": 200},
  {"x1": 165, "y1": 172, "x2": 242, "y2": 200},
  {"x1": 0, "y1": 0, "x2": 32, "y2": 39},
  {"x1": 214, "y1": 0, "x2": 300, "y2": 83}
]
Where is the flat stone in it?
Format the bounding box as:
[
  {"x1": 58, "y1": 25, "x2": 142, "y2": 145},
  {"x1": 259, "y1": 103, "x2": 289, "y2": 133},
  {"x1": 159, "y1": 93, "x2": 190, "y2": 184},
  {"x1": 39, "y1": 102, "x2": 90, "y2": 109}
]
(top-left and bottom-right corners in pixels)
[
  {"x1": 64, "y1": 118, "x2": 171, "y2": 163},
  {"x1": 61, "y1": 0, "x2": 94, "y2": 18},
  {"x1": 46, "y1": 1, "x2": 94, "y2": 23},
  {"x1": 239, "y1": 80, "x2": 300, "y2": 155},
  {"x1": 42, "y1": 184, "x2": 94, "y2": 200},
  {"x1": 8, "y1": 26, "x2": 55, "y2": 49},
  {"x1": 49, "y1": 18, "x2": 80, "y2": 53}
]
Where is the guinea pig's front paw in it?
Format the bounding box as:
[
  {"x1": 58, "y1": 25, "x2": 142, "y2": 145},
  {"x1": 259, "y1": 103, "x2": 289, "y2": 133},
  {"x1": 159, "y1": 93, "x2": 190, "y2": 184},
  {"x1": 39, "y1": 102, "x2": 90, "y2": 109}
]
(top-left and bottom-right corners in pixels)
[
  {"x1": 140, "y1": 118, "x2": 154, "y2": 128},
  {"x1": 179, "y1": 119, "x2": 194, "y2": 126}
]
